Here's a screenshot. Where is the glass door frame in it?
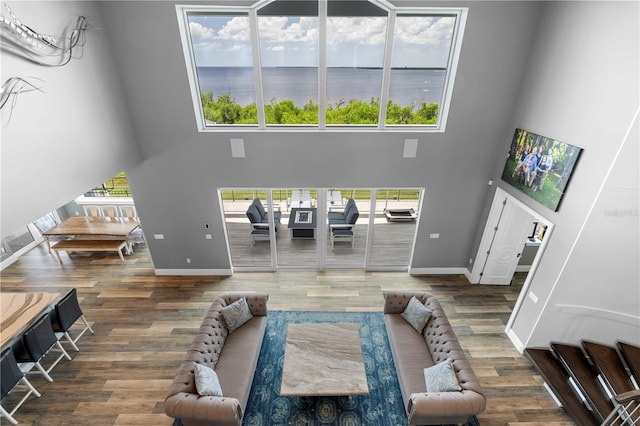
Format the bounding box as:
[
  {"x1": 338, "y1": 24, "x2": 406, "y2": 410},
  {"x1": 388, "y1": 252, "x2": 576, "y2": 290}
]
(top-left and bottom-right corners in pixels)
[{"x1": 363, "y1": 187, "x2": 423, "y2": 272}]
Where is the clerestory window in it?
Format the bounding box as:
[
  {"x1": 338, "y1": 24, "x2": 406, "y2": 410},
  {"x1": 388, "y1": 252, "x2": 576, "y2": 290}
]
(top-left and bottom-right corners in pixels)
[{"x1": 176, "y1": 0, "x2": 467, "y2": 131}]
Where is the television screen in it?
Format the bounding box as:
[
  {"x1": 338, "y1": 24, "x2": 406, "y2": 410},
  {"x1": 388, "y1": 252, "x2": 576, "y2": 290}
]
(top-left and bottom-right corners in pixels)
[{"x1": 500, "y1": 128, "x2": 582, "y2": 211}]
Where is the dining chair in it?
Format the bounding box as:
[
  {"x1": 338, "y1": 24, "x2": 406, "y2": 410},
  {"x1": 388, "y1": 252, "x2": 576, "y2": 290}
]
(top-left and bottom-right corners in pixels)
[
  {"x1": 100, "y1": 205, "x2": 118, "y2": 217},
  {"x1": 83, "y1": 205, "x2": 102, "y2": 217},
  {"x1": 51, "y1": 288, "x2": 94, "y2": 352},
  {"x1": 17, "y1": 313, "x2": 71, "y2": 382},
  {"x1": 1, "y1": 348, "x2": 41, "y2": 425},
  {"x1": 118, "y1": 205, "x2": 138, "y2": 219},
  {"x1": 118, "y1": 205, "x2": 144, "y2": 249}
]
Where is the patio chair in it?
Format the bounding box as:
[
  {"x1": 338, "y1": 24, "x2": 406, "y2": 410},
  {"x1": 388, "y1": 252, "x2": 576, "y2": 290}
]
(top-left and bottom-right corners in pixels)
[
  {"x1": 328, "y1": 198, "x2": 358, "y2": 226},
  {"x1": 328, "y1": 198, "x2": 358, "y2": 247},
  {"x1": 246, "y1": 198, "x2": 281, "y2": 230}
]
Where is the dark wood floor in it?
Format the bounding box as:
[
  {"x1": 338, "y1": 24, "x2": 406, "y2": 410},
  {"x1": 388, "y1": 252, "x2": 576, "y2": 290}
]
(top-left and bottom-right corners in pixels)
[{"x1": 0, "y1": 243, "x2": 575, "y2": 425}]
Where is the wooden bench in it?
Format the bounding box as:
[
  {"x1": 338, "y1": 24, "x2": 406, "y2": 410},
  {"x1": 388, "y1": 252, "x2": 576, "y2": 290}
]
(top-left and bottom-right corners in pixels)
[{"x1": 51, "y1": 239, "x2": 128, "y2": 263}]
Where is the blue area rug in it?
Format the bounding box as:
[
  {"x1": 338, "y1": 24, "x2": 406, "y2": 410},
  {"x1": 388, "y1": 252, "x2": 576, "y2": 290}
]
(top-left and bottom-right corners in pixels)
[
  {"x1": 243, "y1": 311, "x2": 406, "y2": 425},
  {"x1": 174, "y1": 310, "x2": 480, "y2": 426}
]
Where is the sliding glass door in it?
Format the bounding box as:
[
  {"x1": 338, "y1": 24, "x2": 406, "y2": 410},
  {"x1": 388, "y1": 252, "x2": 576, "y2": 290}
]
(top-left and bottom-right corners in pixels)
[
  {"x1": 368, "y1": 189, "x2": 420, "y2": 269},
  {"x1": 324, "y1": 189, "x2": 368, "y2": 268},
  {"x1": 221, "y1": 189, "x2": 273, "y2": 269},
  {"x1": 220, "y1": 187, "x2": 421, "y2": 271}
]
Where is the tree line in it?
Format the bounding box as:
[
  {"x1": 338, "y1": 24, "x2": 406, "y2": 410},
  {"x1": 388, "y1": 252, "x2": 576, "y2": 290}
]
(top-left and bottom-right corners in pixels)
[{"x1": 200, "y1": 91, "x2": 439, "y2": 125}]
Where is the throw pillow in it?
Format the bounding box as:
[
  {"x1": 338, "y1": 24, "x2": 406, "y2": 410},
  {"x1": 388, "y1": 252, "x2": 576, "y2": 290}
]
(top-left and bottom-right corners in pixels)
[
  {"x1": 220, "y1": 297, "x2": 253, "y2": 333},
  {"x1": 423, "y1": 360, "x2": 462, "y2": 392},
  {"x1": 401, "y1": 296, "x2": 432, "y2": 333},
  {"x1": 194, "y1": 363, "x2": 223, "y2": 397}
]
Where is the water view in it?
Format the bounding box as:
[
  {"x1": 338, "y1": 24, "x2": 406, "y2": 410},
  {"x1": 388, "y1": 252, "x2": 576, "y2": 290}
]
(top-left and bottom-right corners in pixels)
[{"x1": 196, "y1": 67, "x2": 446, "y2": 108}]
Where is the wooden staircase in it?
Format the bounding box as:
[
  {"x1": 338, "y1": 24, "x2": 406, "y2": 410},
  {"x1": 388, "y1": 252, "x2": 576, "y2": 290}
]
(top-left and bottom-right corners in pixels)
[{"x1": 525, "y1": 340, "x2": 640, "y2": 425}]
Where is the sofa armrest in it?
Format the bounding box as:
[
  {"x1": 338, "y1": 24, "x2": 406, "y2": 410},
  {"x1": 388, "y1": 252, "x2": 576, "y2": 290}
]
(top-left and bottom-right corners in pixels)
[
  {"x1": 219, "y1": 292, "x2": 269, "y2": 316},
  {"x1": 408, "y1": 390, "x2": 486, "y2": 425},
  {"x1": 383, "y1": 290, "x2": 432, "y2": 314},
  {"x1": 165, "y1": 392, "x2": 242, "y2": 426},
  {"x1": 329, "y1": 224, "x2": 353, "y2": 229}
]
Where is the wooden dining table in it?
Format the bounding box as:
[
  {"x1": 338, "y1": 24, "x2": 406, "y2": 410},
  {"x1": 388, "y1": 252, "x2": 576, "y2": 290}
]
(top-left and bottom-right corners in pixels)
[
  {"x1": 0, "y1": 292, "x2": 61, "y2": 348},
  {"x1": 43, "y1": 216, "x2": 140, "y2": 239},
  {"x1": 42, "y1": 216, "x2": 140, "y2": 252}
]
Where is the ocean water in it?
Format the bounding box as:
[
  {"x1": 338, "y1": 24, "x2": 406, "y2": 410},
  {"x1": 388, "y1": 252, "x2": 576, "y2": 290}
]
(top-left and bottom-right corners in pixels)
[{"x1": 196, "y1": 67, "x2": 445, "y2": 108}]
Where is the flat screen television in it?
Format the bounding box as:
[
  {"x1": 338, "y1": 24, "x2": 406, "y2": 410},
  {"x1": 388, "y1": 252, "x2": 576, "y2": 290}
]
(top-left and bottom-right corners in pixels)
[{"x1": 500, "y1": 128, "x2": 582, "y2": 211}]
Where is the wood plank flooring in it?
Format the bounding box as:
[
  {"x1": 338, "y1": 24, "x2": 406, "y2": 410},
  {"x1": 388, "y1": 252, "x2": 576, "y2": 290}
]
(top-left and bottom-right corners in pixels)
[{"x1": 0, "y1": 243, "x2": 575, "y2": 425}]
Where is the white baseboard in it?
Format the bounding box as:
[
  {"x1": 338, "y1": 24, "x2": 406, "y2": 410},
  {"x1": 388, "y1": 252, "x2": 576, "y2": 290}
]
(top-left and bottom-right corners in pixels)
[
  {"x1": 1, "y1": 238, "x2": 43, "y2": 272},
  {"x1": 155, "y1": 268, "x2": 232, "y2": 276},
  {"x1": 506, "y1": 328, "x2": 525, "y2": 353},
  {"x1": 409, "y1": 267, "x2": 470, "y2": 275},
  {"x1": 0, "y1": 255, "x2": 18, "y2": 271},
  {"x1": 515, "y1": 265, "x2": 531, "y2": 272}
]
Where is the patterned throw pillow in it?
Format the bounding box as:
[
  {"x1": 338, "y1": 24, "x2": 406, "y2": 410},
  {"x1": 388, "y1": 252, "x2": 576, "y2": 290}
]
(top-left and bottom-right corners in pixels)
[
  {"x1": 423, "y1": 360, "x2": 462, "y2": 392},
  {"x1": 400, "y1": 296, "x2": 432, "y2": 333},
  {"x1": 220, "y1": 297, "x2": 253, "y2": 333},
  {"x1": 194, "y1": 363, "x2": 223, "y2": 397}
]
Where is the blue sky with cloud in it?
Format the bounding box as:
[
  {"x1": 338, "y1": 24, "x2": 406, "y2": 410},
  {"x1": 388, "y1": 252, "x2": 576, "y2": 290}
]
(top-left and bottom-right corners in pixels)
[{"x1": 188, "y1": 14, "x2": 454, "y2": 68}]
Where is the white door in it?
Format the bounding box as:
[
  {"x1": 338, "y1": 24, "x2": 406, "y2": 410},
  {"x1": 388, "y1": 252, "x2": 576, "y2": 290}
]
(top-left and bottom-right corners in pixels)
[{"x1": 479, "y1": 197, "x2": 534, "y2": 285}]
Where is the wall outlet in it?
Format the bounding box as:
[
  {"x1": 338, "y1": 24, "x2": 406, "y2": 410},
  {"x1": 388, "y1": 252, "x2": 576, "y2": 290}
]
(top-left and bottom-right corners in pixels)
[
  {"x1": 153, "y1": 234, "x2": 165, "y2": 240},
  {"x1": 205, "y1": 234, "x2": 212, "y2": 239},
  {"x1": 186, "y1": 258, "x2": 191, "y2": 264},
  {"x1": 429, "y1": 233, "x2": 440, "y2": 239},
  {"x1": 469, "y1": 258, "x2": 473, "y2": 264}
]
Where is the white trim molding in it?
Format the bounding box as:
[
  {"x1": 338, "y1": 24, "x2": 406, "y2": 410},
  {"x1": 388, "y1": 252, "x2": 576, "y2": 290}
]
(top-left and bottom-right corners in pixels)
[
  {"x1": 409, "y1": 267, "x2": 470, "y2": 275},
  {"x1": 507, "y1": 328, "x2": 525, "y2": 353},
  {"x1": 155, "y1": 268, "x2": 233, "y2": 276},
  {"x1": 554, "y1": 304, "x2": 640, "y2": 326}
]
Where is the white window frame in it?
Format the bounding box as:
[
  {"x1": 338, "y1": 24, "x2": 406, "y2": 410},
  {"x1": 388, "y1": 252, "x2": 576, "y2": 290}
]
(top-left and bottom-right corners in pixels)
[{"x1": 176, "y1": 1, "x2": 467, "y2": 132}]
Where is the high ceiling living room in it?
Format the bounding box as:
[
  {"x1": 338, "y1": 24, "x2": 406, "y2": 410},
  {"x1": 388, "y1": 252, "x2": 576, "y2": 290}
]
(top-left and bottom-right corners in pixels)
[{"x1": 0, "y1": 0, "x2": 637, "y2": 424}]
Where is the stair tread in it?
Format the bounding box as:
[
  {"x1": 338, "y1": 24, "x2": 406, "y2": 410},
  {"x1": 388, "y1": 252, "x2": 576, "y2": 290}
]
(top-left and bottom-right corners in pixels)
[
  {"x1": 583, "y1": 340, "x2": 635, "y2": 395},
  {"x1": 525, "y1": 347, "x2": 598, "y2": 426},
  {"x1": 551, "y1": 342, "x2": 614, "y2": 422},
  {"x1": 618, "y1": 341, "x2": 640, "y2": 384}
]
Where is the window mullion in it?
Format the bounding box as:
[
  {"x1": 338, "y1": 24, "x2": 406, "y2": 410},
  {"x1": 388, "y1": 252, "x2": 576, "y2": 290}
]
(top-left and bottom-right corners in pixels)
[
  {"x1": 249, "y1": 8, "x2": 266, "y2": 129},
  {"x1": 378, "y1": 9, "x2": 395, "y2": 129},
  {"x1": 318, "y1": 0, "x2": 327, "y2": 129}
]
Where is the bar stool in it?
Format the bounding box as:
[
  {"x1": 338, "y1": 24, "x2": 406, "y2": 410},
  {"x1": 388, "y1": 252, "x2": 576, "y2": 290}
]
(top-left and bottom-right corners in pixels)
[
  {"x1": 1, "y1": 348, "x2": 41, "y2": 425},
  {"x1": 17, "y1": 313, "x2": 71, "y2": 382},
  {"x1": 52, "y1": 288, "x2": 94, "y2": 352}
]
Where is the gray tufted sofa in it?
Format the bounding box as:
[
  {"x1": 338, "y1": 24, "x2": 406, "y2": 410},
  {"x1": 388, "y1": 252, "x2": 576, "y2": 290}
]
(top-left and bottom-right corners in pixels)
[
  {"x1": 383, "y1": 290, "x2": 486, "y2": 425},
  {"x1": 165, "y1": 292, "x2": 269, "y2": 426}
]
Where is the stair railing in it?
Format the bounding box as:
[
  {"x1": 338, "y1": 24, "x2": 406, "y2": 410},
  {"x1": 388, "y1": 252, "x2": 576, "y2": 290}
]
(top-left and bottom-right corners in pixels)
[{"x1": 602, "y1": 390, "x2": 640, "y2": 425}]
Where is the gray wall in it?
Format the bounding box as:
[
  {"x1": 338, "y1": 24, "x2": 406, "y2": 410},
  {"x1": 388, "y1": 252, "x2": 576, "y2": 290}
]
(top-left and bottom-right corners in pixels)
[
  {"x1": 98, "y1": 0, "x2": 542, "y2": 271},
  {"x1": 492, "y1": 1, "x2": 639, "y2": 347},
  {"x1": 0, "y1": 1, "x2": 142, "y2": 235}
]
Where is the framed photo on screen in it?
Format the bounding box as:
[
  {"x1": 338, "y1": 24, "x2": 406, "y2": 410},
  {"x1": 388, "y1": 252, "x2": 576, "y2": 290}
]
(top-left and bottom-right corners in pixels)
[{"x1": 500, "y1": 128, "x2": 582, "y2": 211}]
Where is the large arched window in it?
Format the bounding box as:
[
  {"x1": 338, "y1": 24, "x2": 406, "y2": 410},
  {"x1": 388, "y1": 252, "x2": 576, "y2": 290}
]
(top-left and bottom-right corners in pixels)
[{"x1": 176, "y1": 0, "x2": 467, "y2": 131}]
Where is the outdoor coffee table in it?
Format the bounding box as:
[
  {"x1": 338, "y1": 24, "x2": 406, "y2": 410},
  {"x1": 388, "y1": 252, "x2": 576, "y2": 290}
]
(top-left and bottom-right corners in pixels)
[
  {"x1": 288, "y1": 207, "x2": 317, "y2": 239},
  {"x1": 280, "y1": 323, "x2": 369, "y2": 397}
]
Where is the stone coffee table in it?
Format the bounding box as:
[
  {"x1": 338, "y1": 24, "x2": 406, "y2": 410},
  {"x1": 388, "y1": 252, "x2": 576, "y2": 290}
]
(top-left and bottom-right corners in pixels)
[{"x1": 280, "y1": 323, "x2": 369, "y2": 397}]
